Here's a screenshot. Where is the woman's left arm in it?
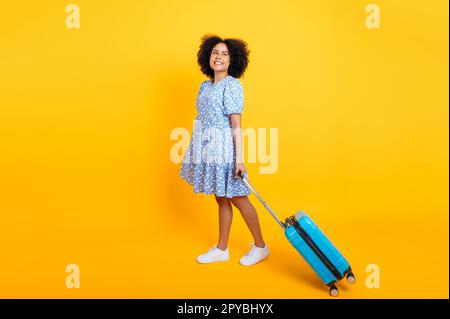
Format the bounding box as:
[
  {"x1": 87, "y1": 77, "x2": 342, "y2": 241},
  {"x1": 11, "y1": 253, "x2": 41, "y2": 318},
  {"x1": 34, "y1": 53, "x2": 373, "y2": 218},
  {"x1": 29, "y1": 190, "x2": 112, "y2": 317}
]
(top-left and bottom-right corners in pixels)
[{"x1": 230, "y1": 114, "x2": 246, "y2": 178}]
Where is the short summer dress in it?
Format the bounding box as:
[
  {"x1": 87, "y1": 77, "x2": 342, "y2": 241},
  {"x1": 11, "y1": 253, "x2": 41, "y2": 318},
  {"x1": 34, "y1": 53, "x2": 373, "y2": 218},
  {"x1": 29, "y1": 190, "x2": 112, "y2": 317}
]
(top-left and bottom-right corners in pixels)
[{"x1": 180, "y1": 75, "x2": 251, "y2": 198}]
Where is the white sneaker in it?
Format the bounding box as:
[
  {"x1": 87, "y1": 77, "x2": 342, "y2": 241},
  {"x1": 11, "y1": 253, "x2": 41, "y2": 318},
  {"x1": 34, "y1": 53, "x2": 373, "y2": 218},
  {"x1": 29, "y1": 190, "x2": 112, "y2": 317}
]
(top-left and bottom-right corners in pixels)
[
  {"x1": 239, "y1": 243, "x2": 270, "y2": 266},
  {"x1": 196, "y1": 245, "x2": 230, "y2": 264}
]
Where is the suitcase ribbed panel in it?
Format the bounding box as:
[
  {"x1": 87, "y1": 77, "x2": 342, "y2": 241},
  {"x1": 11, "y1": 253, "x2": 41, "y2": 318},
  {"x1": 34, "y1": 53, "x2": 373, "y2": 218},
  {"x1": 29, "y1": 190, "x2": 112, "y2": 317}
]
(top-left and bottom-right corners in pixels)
[
  {"x1": 284, "y1": 225, "x2": 336, "y2": 285},
  {"x1": 284, "y1": 211, "x2": 351, "y2": 285},
  {"x1": 298, "y1": 213, "x2": 350, "y2": 277}
]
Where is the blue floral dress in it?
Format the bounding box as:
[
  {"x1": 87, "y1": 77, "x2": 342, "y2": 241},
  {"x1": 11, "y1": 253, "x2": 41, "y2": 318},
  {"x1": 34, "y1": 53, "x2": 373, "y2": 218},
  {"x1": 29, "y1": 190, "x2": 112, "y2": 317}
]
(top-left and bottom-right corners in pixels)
[{"x1": 180, "y1": 75, "x2": 250, "y2": 198}]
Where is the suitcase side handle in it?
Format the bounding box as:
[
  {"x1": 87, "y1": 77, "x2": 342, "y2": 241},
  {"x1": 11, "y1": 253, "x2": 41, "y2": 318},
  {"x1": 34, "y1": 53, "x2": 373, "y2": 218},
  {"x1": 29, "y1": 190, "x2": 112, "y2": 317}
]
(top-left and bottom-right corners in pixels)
[{"x1": 240, "y1": 175, "x2": 286, "y2": 229}]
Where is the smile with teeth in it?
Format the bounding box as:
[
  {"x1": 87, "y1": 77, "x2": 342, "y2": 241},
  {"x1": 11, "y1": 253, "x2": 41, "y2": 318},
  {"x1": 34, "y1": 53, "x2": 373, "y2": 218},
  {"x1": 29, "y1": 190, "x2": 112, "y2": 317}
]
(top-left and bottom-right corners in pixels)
[{"x1": 214, "y1": 61, "x2": 223, "y2": 65}]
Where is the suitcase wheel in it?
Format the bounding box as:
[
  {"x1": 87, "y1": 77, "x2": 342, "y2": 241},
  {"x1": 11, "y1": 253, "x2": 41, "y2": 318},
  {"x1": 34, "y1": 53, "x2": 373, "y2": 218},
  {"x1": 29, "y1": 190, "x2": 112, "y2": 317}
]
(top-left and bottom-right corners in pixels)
[
  {"x1": 346, "y1": 272, "x2": 356, "y2": 285},
  {"x1": 329, "y1": 285, "x2": 339, "y2": 297}
]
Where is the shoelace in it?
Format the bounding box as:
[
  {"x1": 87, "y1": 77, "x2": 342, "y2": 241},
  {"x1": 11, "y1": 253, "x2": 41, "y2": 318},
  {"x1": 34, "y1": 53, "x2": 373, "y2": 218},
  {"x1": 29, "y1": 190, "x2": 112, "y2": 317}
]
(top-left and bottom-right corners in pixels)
[
  {"x1": 246, "y1": 243, "x2": 257, "y2": 257},
  {"x1": 205, "y1": 246, "x2": 222, "y2": 256}
]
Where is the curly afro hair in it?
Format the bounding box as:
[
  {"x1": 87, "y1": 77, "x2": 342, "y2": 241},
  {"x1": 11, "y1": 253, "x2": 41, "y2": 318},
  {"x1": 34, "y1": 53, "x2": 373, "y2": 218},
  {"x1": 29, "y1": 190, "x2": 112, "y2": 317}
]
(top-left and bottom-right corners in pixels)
[{"x1": 197, "y1": 34, "x2": 250, "y2": 79}]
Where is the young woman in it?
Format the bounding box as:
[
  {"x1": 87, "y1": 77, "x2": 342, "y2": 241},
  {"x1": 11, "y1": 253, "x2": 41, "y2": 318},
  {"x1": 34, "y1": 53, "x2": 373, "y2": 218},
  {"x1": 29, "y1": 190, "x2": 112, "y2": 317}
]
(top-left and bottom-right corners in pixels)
[{"x1": 180, "y1": 34, "x2": 269, "y2": 266}]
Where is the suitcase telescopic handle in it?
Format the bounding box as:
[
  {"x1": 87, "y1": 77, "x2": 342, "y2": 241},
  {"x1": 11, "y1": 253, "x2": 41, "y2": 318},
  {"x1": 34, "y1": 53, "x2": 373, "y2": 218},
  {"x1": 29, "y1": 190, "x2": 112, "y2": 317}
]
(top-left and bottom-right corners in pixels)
[{"x1": 240, "y1": 174, "x2": 286, "y2": 229}]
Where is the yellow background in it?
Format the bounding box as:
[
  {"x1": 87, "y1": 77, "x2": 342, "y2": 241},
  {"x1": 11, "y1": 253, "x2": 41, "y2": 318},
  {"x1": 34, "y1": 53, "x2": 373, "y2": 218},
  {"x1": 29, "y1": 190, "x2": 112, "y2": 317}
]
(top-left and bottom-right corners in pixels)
[{"x1": 0, "y1": 0, "x2": 448, "y2": 298}]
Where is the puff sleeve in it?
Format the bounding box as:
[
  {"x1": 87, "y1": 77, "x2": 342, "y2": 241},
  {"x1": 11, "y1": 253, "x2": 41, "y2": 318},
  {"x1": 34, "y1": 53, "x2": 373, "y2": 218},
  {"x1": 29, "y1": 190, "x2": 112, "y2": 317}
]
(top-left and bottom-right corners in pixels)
[
  {"x1": 223, "y1": 78, "x2": 244, "y2": 115},
  {"x1": 198, "y1": 80, "x2": 208, "y2": 96}
]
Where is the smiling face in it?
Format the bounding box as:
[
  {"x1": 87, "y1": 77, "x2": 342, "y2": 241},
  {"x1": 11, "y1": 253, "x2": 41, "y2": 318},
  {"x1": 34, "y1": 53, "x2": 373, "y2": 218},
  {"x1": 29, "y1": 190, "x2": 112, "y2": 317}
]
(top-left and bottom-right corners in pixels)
[{"x1": 209, "y1": 42, "x2": 230, "y2": 74}]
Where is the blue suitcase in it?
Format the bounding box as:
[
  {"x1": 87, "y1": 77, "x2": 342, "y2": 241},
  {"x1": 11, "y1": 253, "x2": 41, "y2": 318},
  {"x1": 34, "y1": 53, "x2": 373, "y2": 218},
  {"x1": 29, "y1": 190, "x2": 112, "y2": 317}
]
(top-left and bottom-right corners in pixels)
[{"x1": 242, "y1": 176, "x2": 356, "y2": 297}]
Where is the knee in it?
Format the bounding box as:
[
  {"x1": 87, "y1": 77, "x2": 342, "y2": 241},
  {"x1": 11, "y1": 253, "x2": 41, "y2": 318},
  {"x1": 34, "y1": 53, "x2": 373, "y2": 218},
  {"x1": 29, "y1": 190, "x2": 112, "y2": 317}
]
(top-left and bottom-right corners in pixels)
[
  {"x1": 230, "y1": 196, "x2": 247, "y2": 209},
  {"x1": 215, "y1": 196, "x2": 230, "y2": 206}
]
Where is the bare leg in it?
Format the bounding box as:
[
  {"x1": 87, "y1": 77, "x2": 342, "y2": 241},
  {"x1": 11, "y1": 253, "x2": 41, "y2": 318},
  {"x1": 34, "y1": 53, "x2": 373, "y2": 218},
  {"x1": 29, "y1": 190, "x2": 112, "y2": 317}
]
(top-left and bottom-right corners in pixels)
[
  {"x1": 230, "y1": 196, "x2": 265, "y2": 248},
  {"x1": 215, "y1": 196, "x2": 233, "y2": 250}
]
